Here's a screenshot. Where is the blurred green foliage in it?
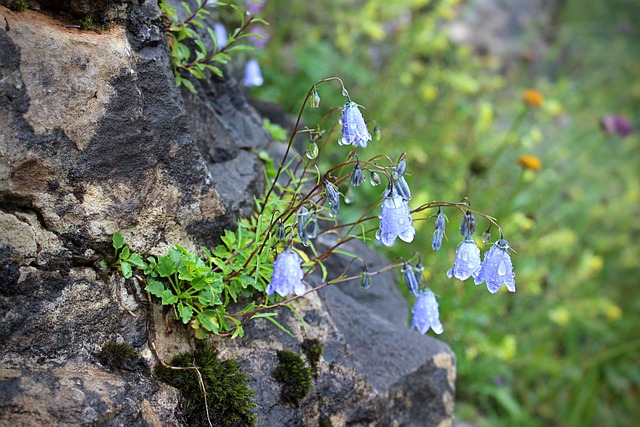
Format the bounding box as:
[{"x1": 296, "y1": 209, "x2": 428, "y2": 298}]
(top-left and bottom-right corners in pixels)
[{"x1": 252, "y1": 0, "x2": 640, "y2": 425}]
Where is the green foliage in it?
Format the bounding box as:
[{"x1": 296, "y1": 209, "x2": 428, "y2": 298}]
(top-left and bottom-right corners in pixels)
[
  {"x1": 79, "y1": 17, "x2": 93, "y2": 30},
  {"x1": 100, "y1": 231, "x2": 145, "y2": 279},
  {"x1": 272, "y1": 349, "x2": 314, "y2": 406},
  {"x1": 155, "y1": 345, "x2": 256, "y2": 427},
  {"x1": 159, "y1": 0, "x2": 266, "y2": 92},
  {"x1": 301, "y1": 338, "x2": 323, "y2": 373},
  {"x1": 97, "y1": 342, "x2": 141, "y2": 371},
  {"x1": 6, "y1": 0, "x2": 29, "y2": 12}
]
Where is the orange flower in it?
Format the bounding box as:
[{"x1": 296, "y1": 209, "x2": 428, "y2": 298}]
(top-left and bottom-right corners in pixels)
[
  {"x1": 522, "y1": 89, "x2": 544, "y2": 108},
  {"x1": 518, "y1": 155, "x2": 542, "y2": 171}
]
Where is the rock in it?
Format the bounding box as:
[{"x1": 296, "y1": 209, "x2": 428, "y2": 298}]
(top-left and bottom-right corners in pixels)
[{"x1": 0, "y1": 3, "x2": 455, "y2": 426}]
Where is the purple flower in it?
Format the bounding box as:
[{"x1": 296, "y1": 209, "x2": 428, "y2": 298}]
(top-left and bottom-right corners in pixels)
[
  {"x1": 213, "y1": 23, "x2": 228, "y2": 49},
  {"x1": 475, "y1": 239, "x2": 516, "y2": 293},
  {"x1": 402, "y1": 262, "x2": 420, "y2": 296},
  {"x1": 243, "y1": 59, "x2": 264, "y2": 87},
  {"x1": 266, "y1": 248, "x2": 305, "y2": 297},
  {"x1": 432, "y1": 209, "x2": 446, "y2": 251},
  {"x1": 247, "y1": 25, "x2": 270, "y2": 49},
  {"x1": 447, "y1": 237, "x2": 481, "y2": 281},
  {"x1": 410, "y1": 290, "x2": 444, "y2": 335},
  {"x1": 324, "y1": 180, "x2": 341, "y2": 216},
  {"x1": 246, "y1": 0, "x2": 266, "y2": 15},
  {"x1": 376, "y1": 191, "x2": 415, "y2": 246},
  {"x1": 601, "y1": 114, "x2": 633, "y2": 137},
  {"x1": 340, "y1": 101, "x2": 372, "y2": 148}
]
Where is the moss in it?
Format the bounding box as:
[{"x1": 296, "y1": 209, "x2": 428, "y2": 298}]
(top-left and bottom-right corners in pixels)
[
  {"x1": 301, "y1": 338, "x2": 323, "y2": 374},
  {"x1": 272, "y1": 349, "x2": 314, "y2": 406},
  {"x1": 98, "y1": 341, "x2": 141, "y2": 371},
  {"x1": 80, "y1": 17, "x2": 93, "y2": 30},
  {"x1": 154, "y1": 344, "x2": 256, "y2": 427}
]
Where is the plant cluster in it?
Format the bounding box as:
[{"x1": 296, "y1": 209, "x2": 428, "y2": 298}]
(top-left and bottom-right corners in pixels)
[
  {"x1": 154, "y1": 345, "x2": 257, "y2": 427},
  {"x1": 108, "y1": 77, "x2": 516, "y2": 340},
  {"x1": 159, "y1": 0, "x2": 266, "y2": 92}
]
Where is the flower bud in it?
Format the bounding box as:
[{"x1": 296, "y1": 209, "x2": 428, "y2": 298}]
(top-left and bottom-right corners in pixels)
[
  {"x1": 350, "y1": 162, "x2": 365, "y2": 187},
  {"x1": 309, "y1": 88, "x2": 320, "y2": 109}
]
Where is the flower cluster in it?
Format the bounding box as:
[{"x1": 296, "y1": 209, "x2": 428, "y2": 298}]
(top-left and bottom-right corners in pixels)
[{"x1": 261, "y1": 79, "x2": 515, "y2": 339}]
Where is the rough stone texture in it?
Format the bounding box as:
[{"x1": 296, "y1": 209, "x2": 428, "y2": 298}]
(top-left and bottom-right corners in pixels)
[{"x1": 0, "y1": 3, "x2": 455, "y2": 426}]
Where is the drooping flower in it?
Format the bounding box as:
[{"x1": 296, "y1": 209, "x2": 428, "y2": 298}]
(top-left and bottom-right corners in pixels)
[
  {"x1": 601, "y1": 114, "x2": 634, "y2": 138},
  {"x1": 518, "y1": 154, "x2": 542, "y2": 171},
  {"x1": 297, "y1": 206, "x2": 310, "y2": 245},
  {"x1": 340, "y1": 101, "x2": 372, "y2": 148},
  {"x1": 243, "y1": 59, "x2": 264, "y2": 87},
  {"x1": 213, "y1": 23, "x2": 228, "y2": 49},
  {"x1": 459, "y1": 210, "x2": 476, "y2": 238},
  {"x1": 266, "y1": 247, "x2": 305, "y2": 297},
  {"x1": 275, "y1": 219, "x2": 286, "y2": 241},
  {"x1": 410, "y1": 290, "x2": 444, "y2": 335},
  {"x1": 475, "y1": 239, "x2": 516, "y2": 293},
  {"x1": 350, "y1": 162, "x2": 365, "y2": 187},
  {"x1": 432, "y1": 209, "x2": 446, "y2": 251},
  {"x1": 376, "y1": 190, "x2": 415, "y2": 246},
  {"x1": 324, "y1": 180, "x2": 341, "y2": 216},
  {"x1": 245, "y1": 0, "x2": 266, "y2": 15},
  {"x1": 402, "y1": 262, "x2": 420, "y2": 296},
  {"x1": 247, "y1": 24, "x2": 269, "y2": 49},
  {"x1": 447, "y1": 237, "x2": 481, "y2": 281},
  {"x1": 522, "y1": 89, "x2": 544, "y2": 108}
]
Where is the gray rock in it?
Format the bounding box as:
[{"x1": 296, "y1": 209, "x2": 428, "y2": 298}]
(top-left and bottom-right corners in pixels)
[{"x1": 0, "y1": 3, "x2": 455, "y2": 426}]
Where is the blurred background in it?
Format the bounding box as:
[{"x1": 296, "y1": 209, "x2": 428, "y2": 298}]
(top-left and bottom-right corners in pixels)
[{"x1": 240, "y1": 0, "x2": 640, "y2": 425}]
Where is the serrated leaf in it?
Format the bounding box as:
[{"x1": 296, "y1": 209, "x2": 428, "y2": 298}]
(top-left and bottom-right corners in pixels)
[
  {"x1": 145, "y1": 279, "x2": 165, "y2": 297},
  {"x1": 161, "y1": 289, "x2": 178, "y2": 305},
  {"x1": 177, "y1": 303, "x2": 193, "y2": 324},
  {"x1": 157, "y1": 254, "x2": 176, "y2": 278},
  {"x1": 198, "y1": 310, "x2": 220, "y2": 333},
  {"x1": 112, "y1": 232, "x2": 124, "y2": 250}
]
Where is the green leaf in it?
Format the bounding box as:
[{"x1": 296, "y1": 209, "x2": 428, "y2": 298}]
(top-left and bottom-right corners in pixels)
[
  {"x1": 221, "y1": 229, "x2": 236, "y2": 249},
  {"x1": 230, "y1": 325, "x2": 245, "y2": 339},
  {"x1": 157, "y1": 254, "x2": 176, "y2": 278},
  {"x1": 198, "y1": 310, "x2": 220, "y2": 334},
  {"x1": 112, "y1": 232, "x2": 124, "y2": 250},
  {"x1": 128, "y1": 252, "x2": 145, "y2": 268},
  {"x1": 177, "y1": 303, "x2": 193, "y2": 324},
  {"x1": 145, "y1": 279, "x2": 165, "y2": 297},
  {"x1": 161, "y1": 289, "x2": 178, "y2": 305},
  {"x1": 99, "y1": 259, "x2": 108, "y2": 269},
  {"x1": 120, "y1": 245, "x2": 130, "y2": 260},
  {"x1": 198, "y1": 283, "x2": 223, "y2": 306},
  {"x1": 120, "y1": 262, "x2": 133, "y2": 279},
  {"x1": 181, "y1": 77, "x2": 196, "y2": 93}
]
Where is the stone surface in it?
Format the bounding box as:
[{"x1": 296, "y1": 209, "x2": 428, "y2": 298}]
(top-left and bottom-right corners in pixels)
[{"x1": 0, "y1": 3, "x2": 455, "y2": 426}]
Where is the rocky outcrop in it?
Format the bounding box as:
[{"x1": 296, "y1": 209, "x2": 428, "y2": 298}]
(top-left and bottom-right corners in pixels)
[{"x1": 0, "y1": 3, "x2": 455, "y2": 426}]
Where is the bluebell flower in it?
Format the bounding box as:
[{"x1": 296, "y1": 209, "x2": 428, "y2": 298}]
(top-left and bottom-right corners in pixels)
[
  {"x1": 303, "y1": 211, "x2": 319, "y2": 239},
  {"x1": 410, "y1": 290, "x2": 444, "y2": 335},
  {"x1": 340, "y1": 101, "x2": 372, "y2": 148},
  {"x1": 475, "y1": 239, "x2": 516, "y2": 293},
  {"x1": 376, "y1": 190, "x2": 415, "y2": 246},
  {"x1": 392, "y1": 155, "x2": 411, "y2": 200},
  {"x1": 243, "y1": 59, "x2": 264, "y2": 87},
  {"x1": 213, "y1": 23, "x2": 228, "y2": 49},
  {"x1": 324, "y1": 180, "x2": 341, "y2": 216},
  {"x1": 266, "y1": 248, "x2": 306, "y2": 297},
  {"x1": 350, "y1": 162, "x2": 365, "y2": 187},
  {"x1": 402, "y1": 262, "x2": 420, "y2": 296},
  {"x1": 447, "y1": 237, "x2": 481, "y2": 281},
  {"x1": 432, "y1": 209, "x2": 446, "y2": 251},
  {"x1": 459, "y1": 210, "x2": 476, "y2": 238},
  {"x1": 297, "y1": 206, "x2": 310, "y2": 245}
]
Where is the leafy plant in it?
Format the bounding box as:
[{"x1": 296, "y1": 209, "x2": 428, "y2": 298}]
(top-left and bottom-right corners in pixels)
[
  {"x1": 100, "y1": 231, "x2": 145, "y2": 279},
  {"x1": 159, "y1": 0, "x2": 266, "y2": 92}
]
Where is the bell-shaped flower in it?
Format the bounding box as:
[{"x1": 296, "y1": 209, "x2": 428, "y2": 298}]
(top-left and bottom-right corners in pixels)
[
  {"x1": 475, "y1": 239, "x2": 516, "y2": 293},
  {"x1": 340, "y1": 101, "x2": 372, "y2": 148},
  {"x1": 266, "y1": 248, "x2": 305, "y2": 297},
  {"x1": 410, "y1": 290, "x2": 444, "y2": 335},
  {"x1": 376, "y1": 190, "x2": 415, "y2": 246},
  {"x1": 243, "y1": 59, "x2": 264, "y2": 87},
  {"x1": 402, "y1": 262, "x2": 420, "y2": 296},
  {"x1": 324, "y1": 180, "x2": 341, "y2": 216},
  {"x1": 447, "y1": 237, "x2": 481, "y2": 281}
]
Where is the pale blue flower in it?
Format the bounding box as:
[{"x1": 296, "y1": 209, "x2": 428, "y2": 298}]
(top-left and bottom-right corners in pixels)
[
  {"x1": 447, "y1": 237, "x2": 481, "y2": 281},
  {"x1": 475, "y1": 239, "x2": 516, "y2": 293},
  {"x1": 402, "y1": 262, "x2": 420, "y2": 296},
  {"x1": 213, "y1": 23, "x2": 228, "y2": 49},
  {"x1": 266, "y1": 248, "x2": 305, "y2": 297},
  {"x1": 410, "y1": 290, "x2": 444, "y2": 335},
  {"x1": 376, "y1": 190, "x2": 415, "y2": 246},
  {"x1": 340, "y1": 101, "x2": 372, "y2": 148},
  {"x1": 243, "y1": 59, "x2": 264, "y2": 87}
]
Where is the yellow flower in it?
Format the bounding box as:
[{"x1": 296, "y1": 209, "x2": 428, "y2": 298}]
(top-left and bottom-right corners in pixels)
[
  {"x1": 518, "y1": 154, "x2": 542, "y2": 171},
  {"x1": 522, "y1": 89, "x2": 544, "y2": 108}
]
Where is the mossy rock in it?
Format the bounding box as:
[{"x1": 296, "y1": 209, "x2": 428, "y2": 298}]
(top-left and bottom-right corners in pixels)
[
  {"x1": 154, "y1": 345, "x2": 256, "y2": 427},
  {"x1": 272, "y1": 349, "x2": 314, "y2": 406},
  {"x1": 97, "y1": 342, "x2": 141, "y2": 371}
]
